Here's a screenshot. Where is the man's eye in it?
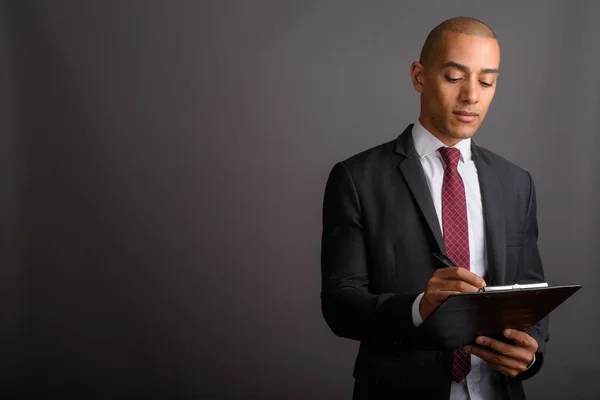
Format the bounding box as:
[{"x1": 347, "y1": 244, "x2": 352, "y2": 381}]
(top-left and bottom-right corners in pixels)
[
  {"x1": 480, "y1": 81, "x2": 493, "y2": 87},
  {"x1": 446, "y1": 77, "x2": 461, "y2": 83}
]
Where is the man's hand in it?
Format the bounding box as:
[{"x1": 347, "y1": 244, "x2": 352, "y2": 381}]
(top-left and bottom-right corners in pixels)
[
  {"x1": 419, "y1": 267, "x2": 486, "y2": 320},
  {"x1": 464, "y1": 329, "x2": 538, "y2": 378}
]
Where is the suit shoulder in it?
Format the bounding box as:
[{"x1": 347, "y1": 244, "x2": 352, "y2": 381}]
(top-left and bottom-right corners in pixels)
[
  {"x1": 476, "y1": 145, "x2": 533, "y2": 181},
  {"x1": 338, "y1": 139, "x2": 397, "y2": 172}
]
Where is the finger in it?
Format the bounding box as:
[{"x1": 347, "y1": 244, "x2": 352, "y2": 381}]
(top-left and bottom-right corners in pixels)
[
  {"x1": 452, "y1": 267, "x2": 487, "y2": 287},
  {"x1": 503, "y1": 329, "x2": 539, "y2": 352},
  {"x1": 429, "y1": 278, "x2": 481, "y2": 294},
  {"x1": 447, "y1": 279, "x2": 481, "y2": 293},
  {"x1": 473, "y1": 336, "x2": 534, "y2": 365},
  {"x1": 464, "y1": 345, "x2": 529, "y2": 372},
  {"x1": 487, "y1": 363, "x2": 522, "y2": 378},
  {"x1": 434, "y1": 267, "x2": 486, "y2": 288},
  {"x1": 428, "y1": 273, "x2": 482, "y2": 292}
]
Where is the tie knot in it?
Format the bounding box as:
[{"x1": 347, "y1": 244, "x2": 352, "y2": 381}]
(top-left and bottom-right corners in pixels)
[{"x1": 439, "y1": 147, "x2": 461, "y2": 170}]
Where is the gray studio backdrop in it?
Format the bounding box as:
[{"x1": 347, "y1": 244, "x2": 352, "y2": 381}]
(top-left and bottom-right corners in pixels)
[{"x1": 2, "y1": 1, "x2": 599, "y2": 399}]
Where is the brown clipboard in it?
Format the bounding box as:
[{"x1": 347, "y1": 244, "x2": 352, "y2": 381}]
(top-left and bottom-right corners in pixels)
[{"x1": 414, "y1": 284, "x2": 582, "y2": 350}]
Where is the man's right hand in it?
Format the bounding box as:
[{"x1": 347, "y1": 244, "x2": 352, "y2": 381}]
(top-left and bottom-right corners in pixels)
[{"x1": 419, "y1": 267, "x2": 486, "y2": 320}]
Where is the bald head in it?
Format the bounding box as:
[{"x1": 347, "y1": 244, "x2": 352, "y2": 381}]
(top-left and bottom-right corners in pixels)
[
  {"x1": 419, "y1": 17, "x2": 497, "y2": 66},
  {"x1": 409, "y1": 17, "x2": 500, "y2": 146}
]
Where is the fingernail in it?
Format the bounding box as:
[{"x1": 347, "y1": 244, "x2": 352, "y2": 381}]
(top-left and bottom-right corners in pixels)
[
  {"x1": 505, "y1": 329, "x2": 512, "y2": 336},
  {"x1": 477, "y1": 337, "x2": 484, "y2": 344}
]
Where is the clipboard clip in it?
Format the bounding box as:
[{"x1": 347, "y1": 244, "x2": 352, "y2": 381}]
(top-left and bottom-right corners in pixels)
[{"x1": 478, "y1": 282, "x2": 549, "y2": 292}]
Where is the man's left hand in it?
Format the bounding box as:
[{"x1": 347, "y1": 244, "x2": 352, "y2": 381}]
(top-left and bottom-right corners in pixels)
[{"x1": 464, "y1": 329, "x2": 538, "y2": 378}]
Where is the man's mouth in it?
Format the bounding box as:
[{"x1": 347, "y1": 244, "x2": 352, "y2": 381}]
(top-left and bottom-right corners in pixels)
[{"x1": 453, "y1": 111, "x2": 478, "y2": 122}]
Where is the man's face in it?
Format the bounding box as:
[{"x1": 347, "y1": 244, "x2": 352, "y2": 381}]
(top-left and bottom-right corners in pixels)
[{"x1": 412, "y1": 31, "x2": 500, "y2": 145}]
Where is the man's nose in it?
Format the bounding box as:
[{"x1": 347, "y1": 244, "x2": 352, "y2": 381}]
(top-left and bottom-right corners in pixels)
[{"x1": 460, "y1": 79, "x2": 479, "y2": 104}]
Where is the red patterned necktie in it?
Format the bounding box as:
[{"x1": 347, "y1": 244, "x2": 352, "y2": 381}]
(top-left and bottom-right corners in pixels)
[{"x1": 439, "y1": 146, "x2": 471, "y2": 383}]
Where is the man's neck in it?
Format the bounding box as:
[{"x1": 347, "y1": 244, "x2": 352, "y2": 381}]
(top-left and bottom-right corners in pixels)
[{"x1": 418, "y1": 116, "x2": 462, "y2": 147}]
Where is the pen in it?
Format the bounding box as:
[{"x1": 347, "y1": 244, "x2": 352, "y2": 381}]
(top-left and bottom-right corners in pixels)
[{"x1": 432, "y1": 252, "x2": 458, "y2": 268}]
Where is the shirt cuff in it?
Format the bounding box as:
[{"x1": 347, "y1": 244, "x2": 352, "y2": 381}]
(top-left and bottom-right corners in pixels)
[
  {"x1": 411, "y1": 292, "x2": 425, "y2": 327},
  {"x1": 524, "y1": 353, "x2": 536, "y2": 371}
]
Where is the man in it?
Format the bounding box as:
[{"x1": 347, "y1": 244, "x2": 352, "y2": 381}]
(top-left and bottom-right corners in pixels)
[{"x1": 321, "y1": 17, "x2": 548, "y2": 399}]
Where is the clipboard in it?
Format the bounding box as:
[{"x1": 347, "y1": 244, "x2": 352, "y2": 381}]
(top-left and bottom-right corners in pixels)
[{"x1": 414, "y1": 284, "x2": 582, "y2": 350}]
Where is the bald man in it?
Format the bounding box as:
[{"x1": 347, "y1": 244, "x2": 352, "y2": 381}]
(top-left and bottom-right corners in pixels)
[{"x1": 321, "y1": 17, "x2": 547, "y2": 400}]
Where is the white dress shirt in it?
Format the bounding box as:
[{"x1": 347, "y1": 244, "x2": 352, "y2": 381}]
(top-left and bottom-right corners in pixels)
[{"x1": 409, "y1": 120, "x2": 494, "y2": 400}]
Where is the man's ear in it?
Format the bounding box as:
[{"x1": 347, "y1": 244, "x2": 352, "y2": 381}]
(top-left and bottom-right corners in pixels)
[{"x1": 410, "y1": 61, "x2": 425, "y2": 93}]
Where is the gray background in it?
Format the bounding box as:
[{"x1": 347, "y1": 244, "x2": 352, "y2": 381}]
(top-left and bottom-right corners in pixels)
[{"x1": 2, "y1": 0, "x2": 599, "y2": 398}]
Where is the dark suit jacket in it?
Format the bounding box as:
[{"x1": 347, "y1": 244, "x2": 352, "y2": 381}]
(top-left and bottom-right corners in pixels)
[{"x1": 321, "y1": 125, "x2": 548, "y2": 400}]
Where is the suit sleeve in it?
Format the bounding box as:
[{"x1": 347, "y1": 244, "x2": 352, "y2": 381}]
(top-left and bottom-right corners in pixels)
[
  {"x1": 516, "y1": 172, "x2": 549, "y2": 380},
  {"x1": 320, "y1": 162, "x2": 419, "y2": 343}
]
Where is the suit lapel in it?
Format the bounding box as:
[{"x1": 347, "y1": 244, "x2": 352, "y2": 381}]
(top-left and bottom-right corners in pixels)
[
  {"x1": 394, "y1": 127, "x2": 507, "y2": 281},
  {"x1": 395, "y1": 125, "x2": 445, "y2": 253},
  {"x1": 472, "y1": 143, "x2": 506, "y2": 286}
]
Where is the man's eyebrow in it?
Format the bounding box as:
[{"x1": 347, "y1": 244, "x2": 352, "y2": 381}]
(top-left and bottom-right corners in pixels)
[
  {"x1": 481, "y1": 67, "x2": 500, "y2": 74},
  {"x1": 442, "y1": 61, "x2": 499, "y2": 74}
]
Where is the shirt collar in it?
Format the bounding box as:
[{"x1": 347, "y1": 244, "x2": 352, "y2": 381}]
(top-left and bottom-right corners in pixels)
[{"x1": 412, "y1": 120, "x2": 472, "y2": 162}]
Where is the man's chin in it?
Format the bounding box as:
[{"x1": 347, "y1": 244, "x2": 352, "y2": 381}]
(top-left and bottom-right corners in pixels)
[
  {"x1": 448, "y1": 126, "x2": 478, "y2": 140},
  {"x1": 430, "y1": 121, "x2": 479, "y2": 144},
  {"x1": 453, "y1": 131, "x2": 476, "y2": 139}
]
